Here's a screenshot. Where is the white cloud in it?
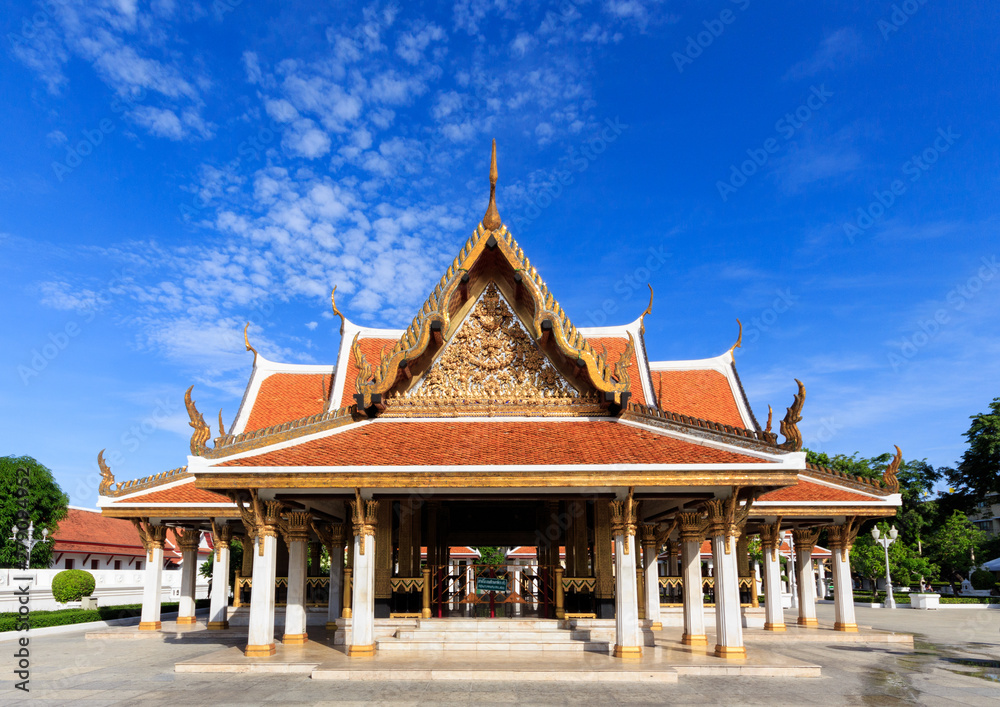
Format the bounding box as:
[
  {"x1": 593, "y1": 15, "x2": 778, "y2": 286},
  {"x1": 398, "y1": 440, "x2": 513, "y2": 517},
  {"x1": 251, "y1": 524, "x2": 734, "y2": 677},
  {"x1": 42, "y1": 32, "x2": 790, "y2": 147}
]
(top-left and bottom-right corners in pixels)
[
  {"x1": 395, "y1": 22, "x2": 445, "y2": 65},
  {"x1": 305, "y1": 321, "x2": 318, "y2": 330},
  {"x1": 785, "y1": 28, "x2": 863, "y2": 81},
  {"x1": 283, "y1": 119, "x2": 331, "y2": 158}
]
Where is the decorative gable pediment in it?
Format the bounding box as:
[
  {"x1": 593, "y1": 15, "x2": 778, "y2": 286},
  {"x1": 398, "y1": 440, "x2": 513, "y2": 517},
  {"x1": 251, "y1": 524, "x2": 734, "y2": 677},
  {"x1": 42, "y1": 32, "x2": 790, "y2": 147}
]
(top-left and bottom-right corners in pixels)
[{"x1": 407, "y1": 283, "x2": 582, "y2": 404}]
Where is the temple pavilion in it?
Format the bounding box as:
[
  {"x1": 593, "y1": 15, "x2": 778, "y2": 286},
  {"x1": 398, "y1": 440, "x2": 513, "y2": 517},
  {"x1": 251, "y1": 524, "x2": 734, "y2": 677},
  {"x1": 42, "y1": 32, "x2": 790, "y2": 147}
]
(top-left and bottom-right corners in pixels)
[{"x1": 97, "y1": 143, "x2": 902, "y2": 660}]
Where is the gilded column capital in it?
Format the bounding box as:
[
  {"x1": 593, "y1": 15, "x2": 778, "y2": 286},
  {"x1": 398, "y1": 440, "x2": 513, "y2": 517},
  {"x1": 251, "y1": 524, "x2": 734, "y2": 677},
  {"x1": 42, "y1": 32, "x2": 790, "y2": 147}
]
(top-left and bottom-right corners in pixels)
[
  {"x1": 173, "y1": 527, "x2": 202, "y2": 553},
  {"x1": 609, "y1": 487, "x2": 637, "y2": 554},
  {"x1": 350, "y1": 488, "x2": 378, "y2": 555},
  {"x1": 677, "y1": 512, "x2": 708, "y2": 543},
  {"x1": 791, "y1": 527, "x2": 821, "y2": 553},
  {"x1": 281, "y1": 511, "x2": 313, "y2": 545},
  {"x1": 639, "y1": 522, "x2": 659, "y2": 547},
  {"x1": 825, "y1": 516, "x2": 862, "y2": 561},
  {"x1": 131, "y1": 518, "x2": 168, "y2": 562},
  {"x1": 758, "y1": 520, "x2": 783, "y2": 561},
  {"x1": 312, "y1": 521, "x2": 345, "y2": 553},
  {"x1": 211, "y1": 521, "x2": 232, "y2": 561},
  {"x1": 703, "y1": 489, "x2": 753, "y2": 554}
]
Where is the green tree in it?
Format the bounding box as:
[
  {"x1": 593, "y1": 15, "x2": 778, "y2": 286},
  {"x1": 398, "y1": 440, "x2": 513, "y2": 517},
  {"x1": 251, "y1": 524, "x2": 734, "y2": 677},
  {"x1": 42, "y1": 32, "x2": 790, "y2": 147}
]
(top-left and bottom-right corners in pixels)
[
  {"x1": 850, "y1": 533, "x2": 886, "y2": 602},
  {"x1": 475, "y1": 547, "x2": 507, "y2": 565},
  {"x1": 929, "y1": 510, "x2": 986, "y2": 592},
  {"x1": 0, "y1": 455, "x2": 69, "y2": 568},
  {"x1": 947, "y1": 397, "x2": 1000, "y2": 497}
]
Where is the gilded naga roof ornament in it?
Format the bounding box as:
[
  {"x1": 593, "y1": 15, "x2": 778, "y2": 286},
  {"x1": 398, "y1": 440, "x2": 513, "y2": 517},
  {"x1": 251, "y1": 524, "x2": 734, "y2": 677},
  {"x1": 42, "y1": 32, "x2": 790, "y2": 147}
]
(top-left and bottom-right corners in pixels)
[
  {"x1": 779, "y1": 379, "x2": 806, "y2": 451},
  {"x1": 882, "y1": 445, "x2": 902, "y2": 493},
  {"x1": 762, "y1": 405, "x2": 778, "y2": 445},
  {"x1": 218, "y1": 409, "x2": 226, "y2": 437},
  {"x1": 184, "y1": 385, "x2": 212, "y2": 456},
  {"x1": 728, "y1": 319, "x2": 742, "y2": 354},
  {"x1": 97, "y1": 449, "x2": 115, "y2": 496},
  {"x1": 243, "y1": 322, "x2": 258, "y2": 364},
  {"x1": 639, "y1": 285, "x2": 654, "y2": 335},
  {"x1": 481, "y1": 139, "x2": 501, "y2": 231},
  {"x1": 331, "y1": 285, "x2": 346, "y2": 336}
]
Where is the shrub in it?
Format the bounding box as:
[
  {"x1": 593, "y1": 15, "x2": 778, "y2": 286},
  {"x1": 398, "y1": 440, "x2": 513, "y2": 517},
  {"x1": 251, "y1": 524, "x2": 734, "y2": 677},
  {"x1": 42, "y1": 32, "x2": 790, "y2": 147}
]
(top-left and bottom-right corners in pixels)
[
  {"x1": 970, "y1": 568, "x2": 995, "y2": 591},
  {"x1": 51, "y1": 570, "x2": 96, "y2": 603}
]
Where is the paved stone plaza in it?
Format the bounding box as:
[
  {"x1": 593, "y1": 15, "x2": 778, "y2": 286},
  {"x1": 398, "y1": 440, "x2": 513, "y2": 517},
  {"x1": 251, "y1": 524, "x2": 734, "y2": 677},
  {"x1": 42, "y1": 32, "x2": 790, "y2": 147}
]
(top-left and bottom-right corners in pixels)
[{"x1": 3, "y1": 604, "x2": 1000, "y2": 705}]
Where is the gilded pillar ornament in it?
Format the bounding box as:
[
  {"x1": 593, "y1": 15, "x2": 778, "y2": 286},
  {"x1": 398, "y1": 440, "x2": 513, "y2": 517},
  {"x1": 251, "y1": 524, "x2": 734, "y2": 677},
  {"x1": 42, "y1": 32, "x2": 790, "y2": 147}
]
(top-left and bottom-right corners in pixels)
[
  {"x1": 229, "y1": 489, "x2": 283, "y2": 556},
  {"x1": 791, "y1": 528, "x2": 821, "y2": 554},
  {"x1": 759, "y1": 520, "x2": 783, "y2": 561},
  {"x1": 703, "y1": 489, "x2": 753, "y2": 553},
  {"x1": 279, "y1": 511, "x2": 313, "y2": 546},
  {"x1": 130, "y1": 518, "x2": 168, "y2": 562},
  {"x1": 211, "y1": 521, "x2": 232, "y2": 561},
  {"x1": 173, "y1": 527, "x2": 202, "y2": 552},
  {"x1": 609, "y1": 487, "x2": 637, "y2": 554},
  {"x1": 349, "y1": 488, "x2": 378, "y2": 555},
  {"x1": 825, "y1": 517, "x2": 862, "y2": 561}
]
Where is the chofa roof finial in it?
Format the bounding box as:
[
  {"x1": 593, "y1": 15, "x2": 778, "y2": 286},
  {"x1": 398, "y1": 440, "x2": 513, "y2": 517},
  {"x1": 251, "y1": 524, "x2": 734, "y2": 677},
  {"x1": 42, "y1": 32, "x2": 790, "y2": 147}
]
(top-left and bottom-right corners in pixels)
[{"x1": 482, "y1": 139, "x2": 501, "y2": 231}]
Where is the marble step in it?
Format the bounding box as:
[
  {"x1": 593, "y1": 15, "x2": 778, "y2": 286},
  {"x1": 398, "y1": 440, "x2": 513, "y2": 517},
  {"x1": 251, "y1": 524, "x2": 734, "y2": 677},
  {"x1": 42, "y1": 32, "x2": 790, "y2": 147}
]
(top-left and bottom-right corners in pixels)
[
  {"x1": 392, "y1": 630, "x2": 613, "y2": 642},
  {"x1": 375, "y1": 639, "x2": 613, "y2": 653}
]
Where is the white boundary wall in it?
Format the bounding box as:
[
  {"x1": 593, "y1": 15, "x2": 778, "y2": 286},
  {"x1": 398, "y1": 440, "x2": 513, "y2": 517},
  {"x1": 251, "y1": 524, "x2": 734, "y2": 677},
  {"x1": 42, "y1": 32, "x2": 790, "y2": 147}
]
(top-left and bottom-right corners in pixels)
[{"x1": 0, "y1": 568, "x2": 208, "y2": 613}]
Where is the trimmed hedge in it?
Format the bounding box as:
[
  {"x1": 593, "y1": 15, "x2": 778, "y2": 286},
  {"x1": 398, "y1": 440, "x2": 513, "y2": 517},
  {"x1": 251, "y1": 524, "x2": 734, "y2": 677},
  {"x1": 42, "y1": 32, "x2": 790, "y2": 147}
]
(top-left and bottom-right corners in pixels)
[
  {"x1": 51, "y1": 569, "x2": 96, "y2": 603},
  {"x1": 0, "y1": 598, "x2": 210, "y2": 632}
]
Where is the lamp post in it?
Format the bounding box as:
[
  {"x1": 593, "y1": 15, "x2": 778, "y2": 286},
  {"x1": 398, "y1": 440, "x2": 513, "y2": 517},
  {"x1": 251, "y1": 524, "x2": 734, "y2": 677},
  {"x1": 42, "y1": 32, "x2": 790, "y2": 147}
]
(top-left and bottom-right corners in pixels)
[
  {"x1": 871, "y1": 525, "x2": 898, "y2": 609},
  {"x1": 9, "y1": 521, "x2": 50, "y2": 570}
]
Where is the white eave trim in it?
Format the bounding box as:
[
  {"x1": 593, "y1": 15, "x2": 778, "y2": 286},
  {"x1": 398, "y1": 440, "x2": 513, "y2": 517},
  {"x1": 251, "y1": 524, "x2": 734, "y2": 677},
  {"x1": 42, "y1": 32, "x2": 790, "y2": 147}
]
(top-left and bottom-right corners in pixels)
[
  {"x1": 195, "y1": 461, "x2": 795, "y2": 474},
  {"x1": 97, "y1": 475, "x2": 196, "y2": 506}
]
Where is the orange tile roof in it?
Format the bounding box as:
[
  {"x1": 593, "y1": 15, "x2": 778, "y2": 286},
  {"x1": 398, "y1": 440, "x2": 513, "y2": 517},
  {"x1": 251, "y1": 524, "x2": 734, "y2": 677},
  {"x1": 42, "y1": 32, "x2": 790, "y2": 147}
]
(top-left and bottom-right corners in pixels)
[
  {"x1": 117, "y1": 482, "x2": 231, "y2": 504},
  {"x1": 52, "y1": 509, "x2": 146, "y2": 554},
  {"x1": 217, "y1": 421, "x2": 768, "y2": 467},
  {"x1": 587, "y1": 337, "x2": 646, "y2": 405},
  {"x1": 650, "y1": 369, "x2": 744, "y2": 427},
  {"x1": 245, "y1": 372, "x2": 331, "y2": 432},
  {"x1": 340, "y1": 337, "x2": 396, "y2": 407},
  {"x1": 757, "y1": 479, "x2": 876, "y2": 503}
]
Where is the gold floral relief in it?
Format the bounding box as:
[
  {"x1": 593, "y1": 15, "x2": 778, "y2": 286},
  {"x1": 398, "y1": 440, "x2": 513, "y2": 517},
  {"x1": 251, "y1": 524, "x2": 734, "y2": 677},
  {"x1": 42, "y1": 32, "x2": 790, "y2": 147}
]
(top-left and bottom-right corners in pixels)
[{"x1": 406, "y1": 283, "x2": 578, "y2": 402}]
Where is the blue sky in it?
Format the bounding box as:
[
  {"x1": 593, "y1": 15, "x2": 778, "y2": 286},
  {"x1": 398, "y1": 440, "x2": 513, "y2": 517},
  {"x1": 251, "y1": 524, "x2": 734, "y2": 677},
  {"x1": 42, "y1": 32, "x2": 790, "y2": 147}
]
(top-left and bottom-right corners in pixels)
[{"x1": 1, "y1": 0, "x2": 997, "y2": 507}]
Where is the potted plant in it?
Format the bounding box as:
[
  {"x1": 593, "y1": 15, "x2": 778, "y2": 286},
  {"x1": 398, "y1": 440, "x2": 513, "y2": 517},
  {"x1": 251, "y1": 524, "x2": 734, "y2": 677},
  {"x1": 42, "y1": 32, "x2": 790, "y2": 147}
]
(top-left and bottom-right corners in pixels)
[{"x1": 51, "y1": 569, "x2": 97, "y2": 609}]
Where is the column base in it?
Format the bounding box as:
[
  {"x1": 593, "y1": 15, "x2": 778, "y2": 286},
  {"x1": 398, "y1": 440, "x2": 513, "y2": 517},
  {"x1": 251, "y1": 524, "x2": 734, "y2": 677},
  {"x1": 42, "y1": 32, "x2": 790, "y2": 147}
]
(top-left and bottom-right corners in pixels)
[
  {"x1": 207, "y1": 621, "x2": 230, "y2": 630},
  {"x1": 138, "y1": 621, "x2": 161, "y2": 631},
  {"x1": 681, "y1": 633, "x2": 707, "y2": 646},
  {"x1": 342, "y1": 609, "x2": 353, "y2": 619},
  {"x1": 612, "y1": 645, "x2": 643, "y2": 659},
  {"x1": 763, "y1": 622, "x2": 786, "y2": 632},
  {"x1": 282, "y1": 633, "x2": 308, "y2": 645},
  {"x1": 797, "y1": 617, "x2": 819, "y2": 627},
  {"x1": 325, "y1": 622, "x2": 339, "y2": 631},
  {"x1": 347, "y1": 643, "x2": 376, "y2": 656},
  {"x1": 176, "y1": 616, "x2": 198, "y2": 625},
  {"x1": 834, "y1": 622, "x2": 858, "y2": 632},
  {"x1": 421, "y1": 609, "x2": 431, "y2": 619},
  {"x1": 648, "y1": 622, "x2": 662, "y2": 631},
  {"x1": 714, "y1": 644, "x2": 747, "y2": 659},
  {"x1": 244, "y1": 643, "x2": 276, "y2": 657}
]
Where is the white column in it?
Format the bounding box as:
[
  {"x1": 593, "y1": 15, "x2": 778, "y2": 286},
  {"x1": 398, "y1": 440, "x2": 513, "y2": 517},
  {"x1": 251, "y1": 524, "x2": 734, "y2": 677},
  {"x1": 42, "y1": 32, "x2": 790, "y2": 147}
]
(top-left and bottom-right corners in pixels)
[
  {"x1": 830, "y1": 533, "x2": 858, "y2": 632},
  {"x1": 283, "y1": 520, "x2": 310, "y2": 645},
  {"x1": 817, "y1": 559, "x2": 827, "y2": 599},
  {"x1": 513, "y1": 568, "x2": 522, "y2": 616},
  {"x1": 612, "y1": 531, "x2": 642, "y2": 657},
  {"x1": 762, "y1": 539, "x2": 785, "y2": 631},
  {"x1": 139, "y1": 530, "x2": 165, "y2": 631},
  {"x1": 680, "y1": 531, "x2": 707, "y2": 646},
  {"x1": 245, "y1": 531, "x2": 279, "y2": 657},
  {"x1": 711, "y1": 533, "x2": 745, "y2": 658},
  {"x1": 208, "y1": 525, "x2": 231, "y2": 630},
  {"x1": 641, "y1": 528, "x2": 662, "y2": 631},
  {"x1": 348, "y1": 527, "x2": 376, "y2": 655},
  {"x1": 794, "y1": 530, "x2": 818, "y2": 628},
  {"x1": 176, "y1": 531, "x2": 200, "y2": 625},
  {"x1": 327, "y1": 542, "x2": 343, "y2": 630}
]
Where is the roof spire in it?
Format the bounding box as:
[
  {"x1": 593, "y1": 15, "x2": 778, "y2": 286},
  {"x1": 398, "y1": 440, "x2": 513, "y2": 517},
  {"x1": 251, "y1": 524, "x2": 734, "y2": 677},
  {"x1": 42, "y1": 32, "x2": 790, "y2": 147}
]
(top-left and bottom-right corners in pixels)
[{"x1": 482, "y1": 139, "x2": 501, "y2": 231}]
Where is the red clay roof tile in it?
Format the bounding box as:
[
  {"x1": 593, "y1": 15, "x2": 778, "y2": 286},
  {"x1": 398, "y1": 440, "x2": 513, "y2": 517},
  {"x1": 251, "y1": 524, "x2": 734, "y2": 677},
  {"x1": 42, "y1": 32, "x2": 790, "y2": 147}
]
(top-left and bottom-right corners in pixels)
[
  {"x1": 217, "y1": 421, "x2": 767, "y2": 467},
  {"x1": 757, "y1": 479, "x2": 876, "y2": 503},
  {"x1": 246, "y1": 372, "x2": 331, "y2": 432},
  {"x1": 650, "y1": 369, "x2": 744, "y2": 427}
]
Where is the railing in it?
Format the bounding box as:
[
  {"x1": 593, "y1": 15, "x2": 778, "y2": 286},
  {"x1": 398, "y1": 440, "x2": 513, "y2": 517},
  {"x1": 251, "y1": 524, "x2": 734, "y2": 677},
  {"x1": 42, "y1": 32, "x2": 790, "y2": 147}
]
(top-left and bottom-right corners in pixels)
[
  {"x1": 426, "y1": 564, "x2": 555, "y2": 618},
  {"x1": 657, "y1": 574, "x2": 760, "y2": 608},
  {"x1": 232, "y1": 573, "x2": 330, "y2": 608}
]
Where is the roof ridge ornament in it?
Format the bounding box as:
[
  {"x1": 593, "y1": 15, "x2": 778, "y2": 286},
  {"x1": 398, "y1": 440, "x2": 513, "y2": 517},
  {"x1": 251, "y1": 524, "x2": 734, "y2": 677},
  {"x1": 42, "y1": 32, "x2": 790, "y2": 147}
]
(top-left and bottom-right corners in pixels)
[
  {"x1": 331, "y1": 285, "x2": 346, "y2": 336},
  {"x1": 882, "y1": 445, "x2": 902, "y2": 492},
  {"x1": 639, "y1": 284, "x2": 653, "y2": 335},
  {"x1": 185, "y1": 385, "x2": 212, "y2": 456},
  {"x1": 97, "y1": 449, "x2": 115, "y2": 496},
  {"x1": 244, "y1": 322, "x2": 258, "y2": 364},
  {"x1": 481, "y1": 139, "x2": 501, "y2": 231},
  {"x1": 728, "y1": 319, "x2": 742, "y2": 354},
  {"x1": 779, "y1": 379, "x2": 806, "y2": 451}
]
